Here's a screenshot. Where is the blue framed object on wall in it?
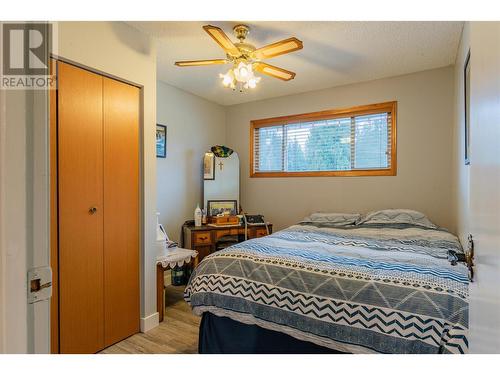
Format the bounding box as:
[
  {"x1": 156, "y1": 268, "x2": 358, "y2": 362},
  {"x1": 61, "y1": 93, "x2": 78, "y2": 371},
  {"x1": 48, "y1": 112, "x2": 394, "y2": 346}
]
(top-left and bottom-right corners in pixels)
[{"x1": 156, "y1": 124, "x2": 167, "y2": 158}]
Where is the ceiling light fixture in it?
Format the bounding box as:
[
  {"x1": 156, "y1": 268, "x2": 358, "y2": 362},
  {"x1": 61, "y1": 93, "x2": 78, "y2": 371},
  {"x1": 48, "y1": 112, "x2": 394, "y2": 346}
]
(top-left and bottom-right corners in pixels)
[
  {"x1": 220, "y1": 61, "x2": 262, "y2": 92},
  {"x1": 175, "y1": 24, "x2": 303, "y2": 94}
]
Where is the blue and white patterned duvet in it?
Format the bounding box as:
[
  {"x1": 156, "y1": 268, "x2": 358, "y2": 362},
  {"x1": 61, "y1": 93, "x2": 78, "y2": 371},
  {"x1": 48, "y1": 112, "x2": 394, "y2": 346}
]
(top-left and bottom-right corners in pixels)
[{"x1": 185, "y1": 223, "x2": 469, "y2": 354}]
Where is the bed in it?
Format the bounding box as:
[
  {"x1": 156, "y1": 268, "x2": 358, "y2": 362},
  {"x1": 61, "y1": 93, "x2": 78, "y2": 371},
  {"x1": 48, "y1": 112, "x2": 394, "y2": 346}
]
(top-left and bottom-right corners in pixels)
[{"x1": 184, "y1": 210, "x2": 469, "y2": 354}]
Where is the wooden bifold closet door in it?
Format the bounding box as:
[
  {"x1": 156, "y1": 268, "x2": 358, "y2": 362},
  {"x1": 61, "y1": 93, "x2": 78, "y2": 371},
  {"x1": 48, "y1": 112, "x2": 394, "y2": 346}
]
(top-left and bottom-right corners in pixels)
[
  {"x1": 58, "y1": 62, "x2": 105, "y2": 354},
  {"x1": 102, "y1": 76, "x2": 140, "y2": 348},
  {"x1": 58, "y1": 62, "x2": 139, "y2": 354}
]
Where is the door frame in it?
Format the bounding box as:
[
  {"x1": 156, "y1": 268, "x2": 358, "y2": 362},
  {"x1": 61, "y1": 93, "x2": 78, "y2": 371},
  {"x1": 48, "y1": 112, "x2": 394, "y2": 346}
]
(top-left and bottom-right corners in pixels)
[{"x1": 0, "y1": 68, "x2": 51, "y2": 354}]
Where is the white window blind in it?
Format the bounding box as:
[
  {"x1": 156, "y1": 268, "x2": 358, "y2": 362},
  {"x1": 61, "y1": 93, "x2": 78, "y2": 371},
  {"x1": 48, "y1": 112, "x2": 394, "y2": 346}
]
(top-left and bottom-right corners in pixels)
[{"x1": 252, "y1": 104, "x2": 395, "y2": 176}]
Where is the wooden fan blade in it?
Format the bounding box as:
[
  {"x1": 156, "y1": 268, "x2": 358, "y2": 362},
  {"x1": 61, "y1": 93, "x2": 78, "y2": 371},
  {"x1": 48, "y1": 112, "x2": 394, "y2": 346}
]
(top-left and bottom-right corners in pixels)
[
  {"x1": 253, "y1": 62, "x2": 296, "y2": 81},
  {"x1": 202, "y1": 25, "x2": 241, "y2": 57},
  {"x1": 174, "y1": 59, "x2": 227, "y2": 67},
  {"x1": 252, "y1": 37, "x2": 303, "y2": 60}
]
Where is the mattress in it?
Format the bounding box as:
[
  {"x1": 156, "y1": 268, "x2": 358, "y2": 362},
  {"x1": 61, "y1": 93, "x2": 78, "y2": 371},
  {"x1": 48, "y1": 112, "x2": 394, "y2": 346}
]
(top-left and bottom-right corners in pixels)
[{"x1": 184, "y1": 222, "x2": 469, "y2": 354}]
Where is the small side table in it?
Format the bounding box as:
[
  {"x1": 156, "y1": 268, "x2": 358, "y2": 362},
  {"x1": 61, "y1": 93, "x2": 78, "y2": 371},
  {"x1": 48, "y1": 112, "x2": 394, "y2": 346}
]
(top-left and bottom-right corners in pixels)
[{"x1": 156, "y1": 247, "x2": 197, "y2": 322}]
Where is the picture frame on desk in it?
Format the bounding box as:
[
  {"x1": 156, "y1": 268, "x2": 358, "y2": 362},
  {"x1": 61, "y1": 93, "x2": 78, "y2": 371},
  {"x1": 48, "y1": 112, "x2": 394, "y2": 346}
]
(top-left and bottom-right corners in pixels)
[{"x1": 207, "y1": 199, "x2": 237, "y2": 216}]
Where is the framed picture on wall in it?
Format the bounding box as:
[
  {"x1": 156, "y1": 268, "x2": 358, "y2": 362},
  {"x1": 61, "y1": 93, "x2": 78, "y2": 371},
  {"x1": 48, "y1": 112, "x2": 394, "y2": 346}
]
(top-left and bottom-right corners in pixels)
[
  {"x1": 203, "y1": 152, "x2": 215, "y2": 180},
  {"x1": 156, "y1": 124, "x2": 167, "y2": 158},
  {"x1": 464, "y1": 50, "x2": 471, "y2": 165}
]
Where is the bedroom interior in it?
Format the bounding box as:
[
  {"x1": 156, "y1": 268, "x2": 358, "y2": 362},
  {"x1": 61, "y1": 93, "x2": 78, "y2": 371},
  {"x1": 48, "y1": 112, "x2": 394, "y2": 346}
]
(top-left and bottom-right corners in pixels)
[{"x1": 1, "y1": 1, "x2": 500, "y2": 369}]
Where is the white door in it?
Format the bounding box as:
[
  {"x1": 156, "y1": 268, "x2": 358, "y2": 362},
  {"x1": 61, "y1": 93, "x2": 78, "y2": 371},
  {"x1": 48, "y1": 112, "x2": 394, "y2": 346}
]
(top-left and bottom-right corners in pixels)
[{"x1": 468, "y1": 21, "x2": 500, "y2": 353}]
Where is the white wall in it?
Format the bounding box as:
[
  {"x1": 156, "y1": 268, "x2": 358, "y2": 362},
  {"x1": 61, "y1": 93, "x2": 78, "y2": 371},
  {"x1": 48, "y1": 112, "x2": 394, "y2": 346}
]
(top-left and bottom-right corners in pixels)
[
  {"x1": 57, "y1": 22, "x2": 159, "y2": 330},
  {"x1": 452, "y1": 23, "x2": 470, "y2": 247},
  {"x1": 226, "y1": 67, "x2": 456, "y2": 232},
  {"x1": 453, "y1": 22, "x2": 500, "y2": 354},
  {"x1": 156, "y1": 82, "x2": 226, "y2": 242}
]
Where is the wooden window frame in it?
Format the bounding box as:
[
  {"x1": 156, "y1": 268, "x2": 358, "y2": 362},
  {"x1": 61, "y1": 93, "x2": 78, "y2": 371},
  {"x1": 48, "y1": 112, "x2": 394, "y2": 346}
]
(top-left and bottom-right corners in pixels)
[{"x1": 250, "y1": 101, "x2": 397, "y2": 178}]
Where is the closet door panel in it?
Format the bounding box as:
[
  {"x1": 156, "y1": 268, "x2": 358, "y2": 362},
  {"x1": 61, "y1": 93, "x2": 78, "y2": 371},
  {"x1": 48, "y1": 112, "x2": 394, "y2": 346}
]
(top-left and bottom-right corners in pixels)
[
  {"x1": 103, "y1": 77, "x2": 140, "y2": 346},
  {"x1": 58, "y1": 62, "x2": 104, "y2": 353}
]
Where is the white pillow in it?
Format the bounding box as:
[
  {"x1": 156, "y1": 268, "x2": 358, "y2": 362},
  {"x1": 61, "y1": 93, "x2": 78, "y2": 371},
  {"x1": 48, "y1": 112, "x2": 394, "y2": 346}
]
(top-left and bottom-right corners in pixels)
[
  {"x1": 356, "y1": 209, "x2": 437, "y2": 229},
  {"x1": 302, "y1": 212, "x2": 361, "y2": 226}
]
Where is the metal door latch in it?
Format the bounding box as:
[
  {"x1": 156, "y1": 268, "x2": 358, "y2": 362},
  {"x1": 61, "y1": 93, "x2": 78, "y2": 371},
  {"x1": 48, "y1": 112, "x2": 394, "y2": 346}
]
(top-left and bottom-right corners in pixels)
[
  {"x1": 27, "y1": 266, "x2": 52, "y2": 304},
  {"x1": 466, "y1": 234, "x2": 474, "y2": 282}
]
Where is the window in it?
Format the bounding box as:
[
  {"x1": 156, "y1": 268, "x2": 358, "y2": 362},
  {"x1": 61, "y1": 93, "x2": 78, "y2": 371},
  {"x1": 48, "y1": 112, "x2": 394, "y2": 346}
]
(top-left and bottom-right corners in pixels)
[{"x1": 250, "y1": 102, "x2": 397, "y2": 177}]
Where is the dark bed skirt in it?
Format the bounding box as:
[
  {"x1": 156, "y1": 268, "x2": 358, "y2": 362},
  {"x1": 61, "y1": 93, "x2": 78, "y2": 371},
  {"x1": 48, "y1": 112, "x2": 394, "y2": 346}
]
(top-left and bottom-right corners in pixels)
[{"x1": 198, "y1": 312, "x2": 346, "y2": 354}]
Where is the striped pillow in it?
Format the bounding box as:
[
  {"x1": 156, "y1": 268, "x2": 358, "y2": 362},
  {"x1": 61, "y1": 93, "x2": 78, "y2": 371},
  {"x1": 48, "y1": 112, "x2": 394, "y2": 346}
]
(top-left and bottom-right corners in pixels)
[
  {"x1": 302, "y1": 212, "x2": 361, "y2": 226},
  {"x1": 356, "y1": 209, "x2": 437, "y2": 229}
]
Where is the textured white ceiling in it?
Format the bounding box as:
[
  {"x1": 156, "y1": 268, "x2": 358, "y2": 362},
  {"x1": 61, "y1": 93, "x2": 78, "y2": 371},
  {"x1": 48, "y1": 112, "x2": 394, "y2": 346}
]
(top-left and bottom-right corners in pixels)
[{"x1": 128, "y1": 21, "x2": 463, "y2": 106}]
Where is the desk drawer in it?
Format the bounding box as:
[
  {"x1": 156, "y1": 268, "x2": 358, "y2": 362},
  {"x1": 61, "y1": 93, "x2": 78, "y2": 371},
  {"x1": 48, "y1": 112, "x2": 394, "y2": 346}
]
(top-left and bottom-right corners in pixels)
[
  {"x1": 255, "y1": 227, "x2": 268, "y2": 238},
  {"x1": 215, "y1": 228, "x2": 241, "y2": 241},
  {"x1": 193, "y1": 231, "x2": 211, "y2": 245},
  {"x1": 215, "y1": 230, "x2": 230, "y2": 241}
]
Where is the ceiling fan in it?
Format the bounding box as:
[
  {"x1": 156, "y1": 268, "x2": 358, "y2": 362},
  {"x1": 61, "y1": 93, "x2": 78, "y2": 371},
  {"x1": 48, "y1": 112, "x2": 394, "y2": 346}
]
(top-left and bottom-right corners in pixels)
[{"x1": 174, "y1": 24, "x2": 303, "y2": 91}]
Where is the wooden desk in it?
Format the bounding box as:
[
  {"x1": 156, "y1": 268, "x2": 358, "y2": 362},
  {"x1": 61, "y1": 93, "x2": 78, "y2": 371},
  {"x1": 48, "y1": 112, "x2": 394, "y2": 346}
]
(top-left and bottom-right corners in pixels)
[
  {"x1": 156, "y1": 248, "x2": 197, "y2": 322},
  {"x1": 182, "y1": 222, "x2": 273, "y2": 264}
]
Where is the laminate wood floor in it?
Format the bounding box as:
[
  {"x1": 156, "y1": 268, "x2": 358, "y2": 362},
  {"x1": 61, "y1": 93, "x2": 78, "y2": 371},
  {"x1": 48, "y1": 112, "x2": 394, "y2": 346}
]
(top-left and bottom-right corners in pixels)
[{"x1": 100, "y1": 285, "x2": 200, "y2": 354}]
